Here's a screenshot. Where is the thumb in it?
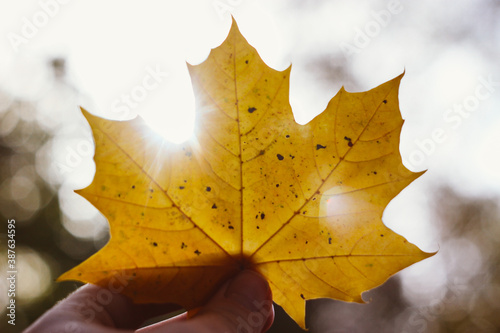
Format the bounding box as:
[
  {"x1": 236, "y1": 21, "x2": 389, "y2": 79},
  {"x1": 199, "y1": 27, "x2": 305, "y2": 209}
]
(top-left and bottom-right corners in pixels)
[
  {"x1": 188, "y1": 270, "x2": 274, "y2": 333},
  {"x1": 146, "y1": 270, "x2": 274, "y2": 333}
]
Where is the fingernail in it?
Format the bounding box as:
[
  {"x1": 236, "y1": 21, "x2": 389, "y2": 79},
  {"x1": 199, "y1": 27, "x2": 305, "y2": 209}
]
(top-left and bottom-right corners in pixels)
[{"x1": 225, "y1": 270, "x2": 271, "y2": 313}]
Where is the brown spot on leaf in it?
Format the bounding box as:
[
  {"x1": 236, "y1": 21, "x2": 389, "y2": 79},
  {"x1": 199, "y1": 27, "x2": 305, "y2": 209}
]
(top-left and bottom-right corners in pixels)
[{"x1": 316, "y1": 144, "x2": 326, "y2": 150}]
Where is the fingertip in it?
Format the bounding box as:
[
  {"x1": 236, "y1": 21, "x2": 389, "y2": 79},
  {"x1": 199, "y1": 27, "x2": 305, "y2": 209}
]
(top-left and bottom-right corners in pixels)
[
  {"x1": 222, "y1": 270, "x2": 274, "y2": 331},
  {"x1": 224, "y1": 270, "x2": 272, "y2": 313},
  {"x1": 138, "y1": 271, "x2": 275, "y2": 333}
]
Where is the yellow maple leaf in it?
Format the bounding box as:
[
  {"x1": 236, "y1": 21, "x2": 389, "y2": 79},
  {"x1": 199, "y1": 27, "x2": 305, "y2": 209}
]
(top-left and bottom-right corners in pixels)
[{"x1": 59, "y1": 19, "x2": 434, "y2": 329}]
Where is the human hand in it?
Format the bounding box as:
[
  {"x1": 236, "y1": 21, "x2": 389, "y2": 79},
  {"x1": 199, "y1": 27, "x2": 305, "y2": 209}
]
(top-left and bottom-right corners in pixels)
[{"x1": 25, "y1": 270, "x2": 274, "y2": 333}]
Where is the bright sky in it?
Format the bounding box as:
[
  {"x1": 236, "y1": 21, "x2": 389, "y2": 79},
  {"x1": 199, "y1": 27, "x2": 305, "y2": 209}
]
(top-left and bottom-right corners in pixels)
[{"x1": 0, "y1": 0, "x2": 499, "y2": 309}]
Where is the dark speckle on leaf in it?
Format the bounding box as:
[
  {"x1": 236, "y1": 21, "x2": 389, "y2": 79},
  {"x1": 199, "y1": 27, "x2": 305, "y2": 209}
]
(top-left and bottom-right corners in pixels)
[
  {"x1": 300, "y1": 294, "x2": 305, "y2": 300},
  {"x1": 179, "y1": 186, "x2": 185, "y2": 190},
  {"x1": 383, "y1": 99, "x2": 387, "y2": 104},
  {"x1": 206, "y1": 186, "x2": 211, "y2": 192},
  {"x1": 152, "y1": 242, "x2": 158, "y2": 247},
  {"x1": 344, "y1": 136, "x2": 353, "y2": 147},
  {"x1": 245, "y1": 60, "x2": 249, "y2": 64},
  {"x1": 248, "y1": 107, "x2": 257, "y2": 113},
  {"x1": 228, "y1": 225, "x2": 234, "y2": 230},
  {"x1": 316, "y1": 144, "x2": 326, "y2": 150},
  {"x1": 328, "y1": 237, "x2": 332, "y2": 244},
  {"x1": 212, "y1": 203, "x2": 217, "y2": 209},
  {"x1": 181, "y1": 242, "x2": 187, "y2": 249},
  {"x1": 277, "y1": 154, "x2": 284, "y2": 160},
  {"x1": 194, "y1": 249, "x2": 201, "y2": 255},
  {"x1": 131, "y1": 185, "x2": 135, "y2": 189},
  {"x1": 261, "y1": 213, "x2": 265, "y2": 220},
  {"x1": 286, "y1": 135, "x2": 290, "y2": 138}
]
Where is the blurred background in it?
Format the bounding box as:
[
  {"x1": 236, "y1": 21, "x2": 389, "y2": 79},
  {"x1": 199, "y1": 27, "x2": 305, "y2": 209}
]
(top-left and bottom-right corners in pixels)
[{"x1": 0, "y1": 0, "x2": 499, "y2": 332}]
